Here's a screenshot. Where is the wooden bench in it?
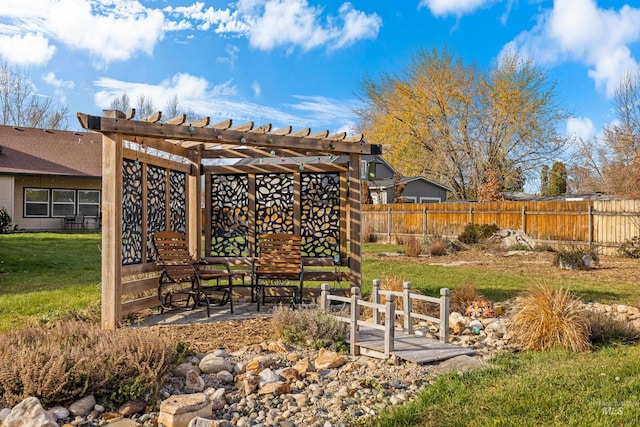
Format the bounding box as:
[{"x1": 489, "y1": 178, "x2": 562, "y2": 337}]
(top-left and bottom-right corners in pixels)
[
  {"x1": 253, "y1": 233, "x2": 303, "y2": 311},
  {"x1": 153, "y1": 231, "x2": 243, "y2": 316}
]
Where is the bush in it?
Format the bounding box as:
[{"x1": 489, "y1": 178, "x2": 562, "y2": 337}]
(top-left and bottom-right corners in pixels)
[
  {"x1": 457, "y1": 223, "x2": 499, "y2": 245},
  {"x1": 554, "y1": 247, "x2": 599, "y2": 270},
  {"x1": 0, "y1": 321, "x2": 181, "y2": 407},
  {"x1": 617, "y1": 236, "x2": 640, "y2": 259},
  {"x1": 450, "y1": 283, "x2": 483, "y2": 314},
  {"x1": 428, "y1": 242, "x2": 448, "y2": 256},
  {"x1": 271, "y1": 307, "x2": 348, "y2": 351},
  {"x1": 404, "y1": 236, "x2": 422, "y2": 257},
  {"x1": 587, "y1": 311, "x2": 640, "y2": 344},
  {"x1": 509, "y1": 286, "x2": 591, "y2": 352},
  {"x1": 0, "y1": 207, "x2": 11, "y2": 233}
]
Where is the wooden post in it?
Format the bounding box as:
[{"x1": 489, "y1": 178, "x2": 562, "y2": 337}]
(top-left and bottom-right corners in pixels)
[
  {"x1": 100, "y1": 131, "x2": 123, "y2": 330},
  {"x1": 439, "y1": 288, "x2": 450, "y2": 343},
  {"x1": 403, "y1": 282, "x2": 412, "y2": 334},
  {"x1": 521, "y1": 205, "x2": 526, "y2": 233},
  {"x1": 384, "y1": 293, "x2": 395, "y2": 357},
  {"x1": 187, "y1": 147, "x2": 201, "y2": 257},
  {"x1": 350, "y1": 286, "x2": 361, "y2": 356},
  {"x1": 320, "y1": 283, "x2": 330, "y2": 311},
  {"x1": 423, "y1": 207, "x2": 428, "y2": 235},
  {"x1": 348, "y1": 154, "x2": 363, "y2": 290},
  {"x1": 387, "y1": 205, "x2": 392, "y2": 244},
  {"x1": 469, "y1": 205, "x2": 474, "y2": 225},
  {"x1": 588, "y1": 204, "x2": 593, "y2": 245},
  {"x1": 372, "y1": 279, "x2": 380, "y2": 325}
]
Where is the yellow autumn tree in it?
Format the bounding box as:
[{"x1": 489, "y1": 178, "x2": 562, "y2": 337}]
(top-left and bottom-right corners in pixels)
[{"x1": 356, "y1": 48, "x2": 568, "y2": 199}]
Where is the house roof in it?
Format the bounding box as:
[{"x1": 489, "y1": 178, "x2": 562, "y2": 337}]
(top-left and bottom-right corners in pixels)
[
  {"x1": 0, "y1": 125, "x2": 101, "y2": 177},
  {"x1": 367, "y1": 176, "x2": 453, "y2": 192}
]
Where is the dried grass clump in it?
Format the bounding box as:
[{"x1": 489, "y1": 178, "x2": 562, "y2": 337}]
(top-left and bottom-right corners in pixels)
[
  {"x1": 0, "y1": 321, "x2": 181, "y2": 407},
  {"x1": 509, "y1": 286, "x2": 591, "y2": 352},
  {"x1": 272, "y1": 307, "x2": 348, "y2": 350},
  {"x1": 450, "y1": 283, "x2": 482, "y2": 314},
  {"x1": 404, "y1": 236, "x2": 422, "y2": 257},
  {"x1": 428, "y1": 242, "x2": 448, "y2": 256},
  {"x1": 586, "y1": 312, "x2": 640, "y2": 344}
]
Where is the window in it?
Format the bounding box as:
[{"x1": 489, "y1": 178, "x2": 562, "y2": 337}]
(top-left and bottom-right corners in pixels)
[
  {"x1": 24, "y1": 188, "x2": 50, "y2": 217},
  {"x1": 78, "y1": 190, "x2": 100, "y2": 217},
  {"x1": 419, "y1": 197, "x2": 441, "y2": 203},
  {"x1": 403, "y1": 196, "x2": 417, "y2": 203},
  {"x1": 52, "y1": 189, "x2": 76, "y2": 217}
]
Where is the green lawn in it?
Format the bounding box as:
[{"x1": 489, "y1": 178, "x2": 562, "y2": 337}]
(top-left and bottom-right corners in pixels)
[{"x1": 1, "y1": 234, "x2": 639, "y2": 425}]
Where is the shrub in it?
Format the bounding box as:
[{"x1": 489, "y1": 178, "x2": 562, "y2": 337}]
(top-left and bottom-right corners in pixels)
[
  {"x1": 554, "y1": 247, "x2": 599, "y2": 270},
  {"x1": 404, "y1": 236, "x2": 422, "y2": 257},
  {"x1": 428, "y1": 242, "x2": 448, "y2": 256},
  {"x1": 271, "y1": 307, "x2": 348, "y2": 351},
  {"x1": 617, "y1": 236, "x2": 640, "y2": 259},
  {"x1": 587, "y1": 311, "x2": 640, "y2": 344},
  {"x1": 450, "y1": 283, "x2": 482, "y2": 314},
  {"x1": 0, "y1": 321, "x2": 181, "y2": 407},
  {"x1": 509, "y1": 286, "x2": 591, "y2": 352},
  {"x1": 457, "y1": 223, "x2": 499, "y2": 245},
  {"x1": 0, "y1": 207, "x2": 11, "y2": 233}
]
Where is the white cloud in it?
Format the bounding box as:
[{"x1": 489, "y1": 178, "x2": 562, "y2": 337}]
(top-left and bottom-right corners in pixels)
[
  {"x1": 216, "y1": 44, "x2": 240, "y2": 65},
  {"x1": 0, "y1": 32, "x2": 55, "y2": 65},
  {"x1": 251, "y1": 81, "x2": 261, "y2": 97},
  {"x1": 92, "y1": 73, "x2": 359, "y2": 132},
  {"x1": 504, "y1": 0, "x2": 640, "y2": 97},
  {"x1": 566, "y1": 116, "x2": 596, "y2": 142},
  {"x1": 43, "y1": 71, "x2": 74, "y2": 89},
  {"x1": 419, "y1": 0, "x2": 497, "y2": 17},
  {"x1": 331, "y1": 3, "x2": 383, "y2": 49}
]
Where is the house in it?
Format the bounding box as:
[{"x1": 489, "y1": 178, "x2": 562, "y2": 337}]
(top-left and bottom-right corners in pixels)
[
  {"x1": 0, "y1": 125, "x2": 102, "y2": 230},
  {"x1": 343, "y1": 154, "x2": 451, "y2": 204}
]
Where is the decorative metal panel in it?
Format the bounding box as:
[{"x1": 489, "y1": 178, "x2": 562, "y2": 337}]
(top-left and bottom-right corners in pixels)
[
  {"x1": 122, "y1": 159, "x2": 142, "y2": 265},
  {"x1": 301, "y1": 173, "x2": 340, "y2": 257},
  {"x1": 256, "y1": 173, "x2": 294, "y2": 235},
  {"x1": 210, "y1": 174, "x2": 249, "y2": 256},
  {"x1": 146, "y1": 165, "x2": 167, "y2": 261},
  {"x1": 169, "y1": 170, "x2": 186, "y2": 233}
]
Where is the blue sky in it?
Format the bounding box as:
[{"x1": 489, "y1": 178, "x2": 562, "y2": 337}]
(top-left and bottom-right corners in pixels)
[{"x1": 1, "y1": 0, "x2": 639, "y2": 146}]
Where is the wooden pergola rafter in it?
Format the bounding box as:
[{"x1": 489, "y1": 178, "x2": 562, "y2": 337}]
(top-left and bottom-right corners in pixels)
[{"x1": 78, "y1": 109, "x2": 382, "y2": 329}]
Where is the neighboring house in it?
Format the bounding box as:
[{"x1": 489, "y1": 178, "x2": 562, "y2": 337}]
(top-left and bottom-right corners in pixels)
[
  {"x1": 344, "y1": 154, "x2": 451, "y2": 204},
  {"x1": 0, "y1": 125, "x2": 102, "y2": 231}
]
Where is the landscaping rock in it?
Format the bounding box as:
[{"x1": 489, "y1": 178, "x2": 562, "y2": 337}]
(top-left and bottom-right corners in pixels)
[
  {"x1": 199, "y1": 355, "x2": 234, "y2": 374},
  {"x1": 3, "y1": 397, "x2": 58, "y2": 427},
  {"x1": 432, "y1": 354, "x2": 491, "y2": 375},
  {"x1": 157, "y1": 393, "x2": 212, "y2": 427},
  {"x1": 69, "y1": 394, "x2": 96, "y2": 417},
  {"x1": 118, "y1": 399, "x2": 147, "y2": 415}
]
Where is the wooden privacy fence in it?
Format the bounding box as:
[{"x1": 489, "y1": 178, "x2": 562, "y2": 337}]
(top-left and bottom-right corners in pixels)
[
  {"x1": 319, "y1": 281, "x2": 450, "y2": 358},
  {"x1": 363, "y1": 200, "x2": 640, "y2": 250}
]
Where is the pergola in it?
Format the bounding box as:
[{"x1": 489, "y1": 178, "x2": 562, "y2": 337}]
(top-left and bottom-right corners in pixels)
[{"x1": 77, "y1": 110, "x2": 382, "y2": 329}]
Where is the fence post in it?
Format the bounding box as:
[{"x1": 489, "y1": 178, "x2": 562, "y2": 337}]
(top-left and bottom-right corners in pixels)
[
  {"x1": 387, "y1": 205, "x2": 392, "y2": 244},
  {"x1": 384, "y1": 293, "x2": 395, "y2": 357},
  {"x1": 588, "y1": 204, "x2": 593, "y2": 245},
  {"x1": 403, "y1": 282, "x2": 412, "y2": 334},
  {"x1": 439, "y1": 288, "x2": 450, "y2": 343},
  {"x1": 423, "y1": 207, "x2": 428, "y2": 235},
  {"x1": 469, "y1": 205, "x2": 474, "y2": 225},
  {"x1": 320, "y1": 283, "x2": 330, "y2": 312},
  {"x1": 521, "y1": 205, "x2": 526, "y2": 233},
  {"x1": 372, "y1": 279, "x2": 380, "y2": 326},
  {"x1": 350, "y1": 287, "x2": 361, "y2": 356}
]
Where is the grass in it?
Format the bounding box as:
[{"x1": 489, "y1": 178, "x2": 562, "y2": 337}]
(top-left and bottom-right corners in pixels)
[
  {"x1": 2, "y1": 236, "x2": 640, "y2": 424},
  {"x1": 370, "y1": 345, "x2": 640, "y2": 426},
  {"x1": 0, "y1": 232, "x2": 102, "y2": 331}
]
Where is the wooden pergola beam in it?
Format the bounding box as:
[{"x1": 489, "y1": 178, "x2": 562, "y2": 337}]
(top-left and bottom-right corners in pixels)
[{"x1": 77, "y1": 113, "x2": 382, "y2": 155}]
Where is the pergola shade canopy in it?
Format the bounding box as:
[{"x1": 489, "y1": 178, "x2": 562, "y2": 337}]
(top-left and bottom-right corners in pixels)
[{"x1": 78, "y1": 110, "x2": 381, "y2": 329}]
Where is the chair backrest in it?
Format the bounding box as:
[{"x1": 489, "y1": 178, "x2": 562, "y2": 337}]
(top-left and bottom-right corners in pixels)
[
  {"x1": 153, "y1": 231, "x2": 197, "y2": 282},
  {"x1": 255, "y1": 233, "x2": 302, "y2": 278},
  {"x1": 152, "y1": 231, "x2": 194, "y2": 265}
]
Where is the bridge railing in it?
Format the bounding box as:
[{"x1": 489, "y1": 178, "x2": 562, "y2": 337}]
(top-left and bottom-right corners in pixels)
[{"x1": 319, "y1": 280, "x2": 450, "y2": 357}]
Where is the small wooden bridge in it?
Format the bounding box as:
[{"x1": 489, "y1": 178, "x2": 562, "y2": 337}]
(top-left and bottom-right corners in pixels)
[{"x1": 319, "y1": 281, "x2": 475, "y2": 364}]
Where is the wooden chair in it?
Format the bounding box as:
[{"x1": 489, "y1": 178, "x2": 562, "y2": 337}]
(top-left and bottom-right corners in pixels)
[
  {"x1": 152, "y1": 231, "x2": 238, "y2": 317},
  {"x1": 253, "y1": 233, "x2": 303, "y2": 311}
]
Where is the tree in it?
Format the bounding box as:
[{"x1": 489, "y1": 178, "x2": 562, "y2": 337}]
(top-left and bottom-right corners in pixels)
[
  {"x1": 540, "y1": 165, "x2": 550, "y2": 195},
  {"x1": 0, "y1": 61, "x2": 69, "y2": 129},
  {"x1": 601, "y1": 69, "x2": 640, "y2": 198},
  {"x1": 547, "y1": 161, "x2": 567, "y2": 196},
  {"x1": 356, "y1": 48, "x2": 568, "y2": 199}
]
